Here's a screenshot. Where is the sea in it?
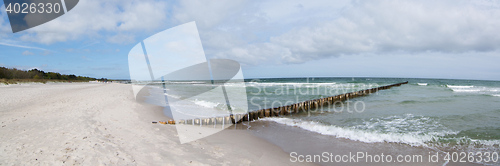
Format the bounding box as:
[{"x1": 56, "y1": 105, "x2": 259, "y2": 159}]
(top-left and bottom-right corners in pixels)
[{"x1": 144, "y1": 77, "x2": 500, "y2": 165}]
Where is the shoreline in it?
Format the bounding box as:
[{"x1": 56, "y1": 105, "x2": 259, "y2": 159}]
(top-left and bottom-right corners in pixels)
[
  {"x1": 0, "y1": 83, "x2": 314, "y2": 165},
  {"x1": 0, "y1": 82, "x2": 487, "y2": 165},
  {"x1": 137, "y1": 84, "x2": 317, "y2": 165},
  {"x1": 249, "y1": 120, "x2": 481, "y2": 165}
]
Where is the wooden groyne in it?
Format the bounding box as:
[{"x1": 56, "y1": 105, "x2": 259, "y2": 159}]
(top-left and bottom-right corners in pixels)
[{"x1": 167, "y1": 81, "x2": 408, "y2": 126}]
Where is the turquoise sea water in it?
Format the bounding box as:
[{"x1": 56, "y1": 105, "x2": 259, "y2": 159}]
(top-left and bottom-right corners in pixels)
[
  {"x1": 147, "y1": 77, "x2": 500, "y2": 163},
  {"x1": 245, "y1": 78, "x2": 500, "y2": 156}
]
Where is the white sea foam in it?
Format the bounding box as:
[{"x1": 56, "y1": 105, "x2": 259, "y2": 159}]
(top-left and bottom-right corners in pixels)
[
  {"x1": 491, "y1": 94, "x2": 500, "y2": 97},
  {"x1": 447, "y1": 85, "x2": 474, "y2": 89},
  {"x1": 165, "y1": 98, "x2": 246, "y2": 118},
  {"x1": 191, "y1": 99, "x2": 245, "y2": 112},
  {"x1": 260, "y1": 117, "x2": 455, "y2": 146},
  {"x1": 164, "y1": 93, "x2": 181, "y2": 99},
  {"x1": 193, "y1": 99, "x2": 220, "y2": 108},
  {"x1": 468, "y1": 139, "x2": 500, "y2": 147},
  {"x1": 447, "y1": 85, "x2": 500, "y2": 94},
  {"x1": 450, "y1": 89, "x2": 481, "y2": 92},
  {"x1": 417, "y1": 83, "x2": 428, "y2": 86},
  {"x1": 261, "y1": 115, "x2": 500, "y2": 152}
]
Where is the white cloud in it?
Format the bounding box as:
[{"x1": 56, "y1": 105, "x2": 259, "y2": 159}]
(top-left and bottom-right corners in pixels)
[
  {"x1": 3, "y1": 0, "x2": 500, "y2": 68},
  {"x1": 0, "y1": 40, "x2": 49, "y2": 50},
  {"x1": 107, "y1": 33, "x2": 135, "y2": 44},
  {"x1": 205, "y1": 1, "x2": 500, "y2": 64},
  {"x1": 22, "y1": 50, "x2": 34, "y2": 55},
  {"x1": 0, "y1": 3, "x2": 10, "y2": 36},
  {"x1": 40, "y1": 50, "x2": 52, "y2": 56},
  {"x1": 173, "y1": 0, "x2": 251, "y2": 29},
  {"x1": 181, "y1": 0, "x2": 500, "y2": 64},
  {"x1": 258, "y1": 0, "x2": 350, "y2": 25},
  {"x1": 270, "y1": 0, "x2": 500, "y2": 63},
  {"x1": 18, "y1": 0, "x2": 169, "y2": 44},
  {"x1": 214, "y1": 43, "x2": 288, "y2": 65}
]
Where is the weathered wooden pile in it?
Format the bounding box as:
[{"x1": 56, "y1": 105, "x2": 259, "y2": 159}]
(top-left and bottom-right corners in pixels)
[{"x1": 165, "y1": 81, "x2": 408, "y2": 126}]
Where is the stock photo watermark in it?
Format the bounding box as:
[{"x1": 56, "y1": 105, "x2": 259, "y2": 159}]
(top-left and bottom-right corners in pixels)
[{"x1": 248, "y1": 78, "x2": 381, "y2": 116}]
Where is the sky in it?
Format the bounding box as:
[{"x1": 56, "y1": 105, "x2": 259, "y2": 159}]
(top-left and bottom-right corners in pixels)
[{"x1": 1, "y1": 0, "x2": 500, "y2": 80}]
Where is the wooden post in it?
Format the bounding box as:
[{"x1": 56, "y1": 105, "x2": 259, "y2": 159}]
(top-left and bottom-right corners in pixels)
[
  {"x1": 306, "y1": 101, "x2": 311, "y2": 111},
  {"x1": 242, "y1": 114, "x2": 248, "y2": 122},
  {"x1": 301, "y1": 102, "x2": 306, "y2": 112},
  {"x1": 274, "y1": 107, "x2": 280, "y2": 116}
]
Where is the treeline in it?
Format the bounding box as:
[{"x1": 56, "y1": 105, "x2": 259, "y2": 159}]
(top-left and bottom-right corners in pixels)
[{"x1": 0, "y1": 67, "x2": 106, "y2": 81}]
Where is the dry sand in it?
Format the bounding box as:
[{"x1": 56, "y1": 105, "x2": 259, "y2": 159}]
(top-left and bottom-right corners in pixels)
[{"x1": 0, "y1": 83, "x2": 315, "y2": 165}]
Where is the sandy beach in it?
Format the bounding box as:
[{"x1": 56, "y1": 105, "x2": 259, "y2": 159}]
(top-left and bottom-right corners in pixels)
[{"x1": 0, "y1": 83, "x2": 314, "y2": 165}]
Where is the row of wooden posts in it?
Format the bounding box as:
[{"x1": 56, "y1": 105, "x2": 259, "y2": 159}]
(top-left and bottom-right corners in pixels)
[{"x1": 169, "y1": 81, "x2": 408, "y2": 127}]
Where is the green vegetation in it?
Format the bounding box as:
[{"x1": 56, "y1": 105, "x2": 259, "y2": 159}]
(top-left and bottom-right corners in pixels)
[{"x1": 0, "y1": 67, "x2": 108, "y2": 85}]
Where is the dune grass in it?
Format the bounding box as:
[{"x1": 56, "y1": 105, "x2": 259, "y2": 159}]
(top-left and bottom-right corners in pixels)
[{"x1": 0, "y1": 79, "x2": 91, "y2": 85}]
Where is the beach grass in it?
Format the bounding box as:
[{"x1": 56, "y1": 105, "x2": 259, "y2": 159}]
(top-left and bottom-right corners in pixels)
[{"x1": 0, "y1": 79, "x2": 91, "y2": 85}]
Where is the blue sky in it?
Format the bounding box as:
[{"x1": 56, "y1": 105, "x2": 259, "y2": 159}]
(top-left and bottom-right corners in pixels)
[{"x1": 1, "y1": 0, "x2": 500, "y2": 80}]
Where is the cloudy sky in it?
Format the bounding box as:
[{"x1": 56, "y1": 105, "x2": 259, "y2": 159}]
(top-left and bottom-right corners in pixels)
[{"x1": 1, "y1": 0, "x2": 500, "y2": 80}]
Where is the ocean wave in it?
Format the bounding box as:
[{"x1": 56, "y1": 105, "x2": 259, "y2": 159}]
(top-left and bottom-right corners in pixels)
[
  {"x1": 192, "y1": 99, "x2": 235, "y2": 110},
  {"x1": 447, "y1": 85, "x2": 474, "y2": 89},
  {"x1": 191, "y1": 98, "x2": 248, "y2": 113},
  {"x1": 446, "y1": 85, "x2": 500, "y2": 94},
  {"x1": 399, "y1": 100, "x2": 419, "y2": 104},
  {"x1": 261, "y1": 116, "x2": 455, "y2": 146},
  {"x1": 164, "y1": 98, "x2": 248, "y2": 118},
  {"x1": 262, "y1": 115, "x2": 500, "y2": 153},
  {"x1": 429, "y1": 136, "x2": 500, "y2": 153},
  {"x1": 164, "y1": 93, "x2": 181, "y2": 99},
  {"x1": 193, "y1": 99, "x2": 220, "y2": 108},
  {"x1": 417, "y1": 83, "x2": 428, "y2": 86},
  {"x1": 450, "y1": 89, "x2": 481, "y2": 92}
]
